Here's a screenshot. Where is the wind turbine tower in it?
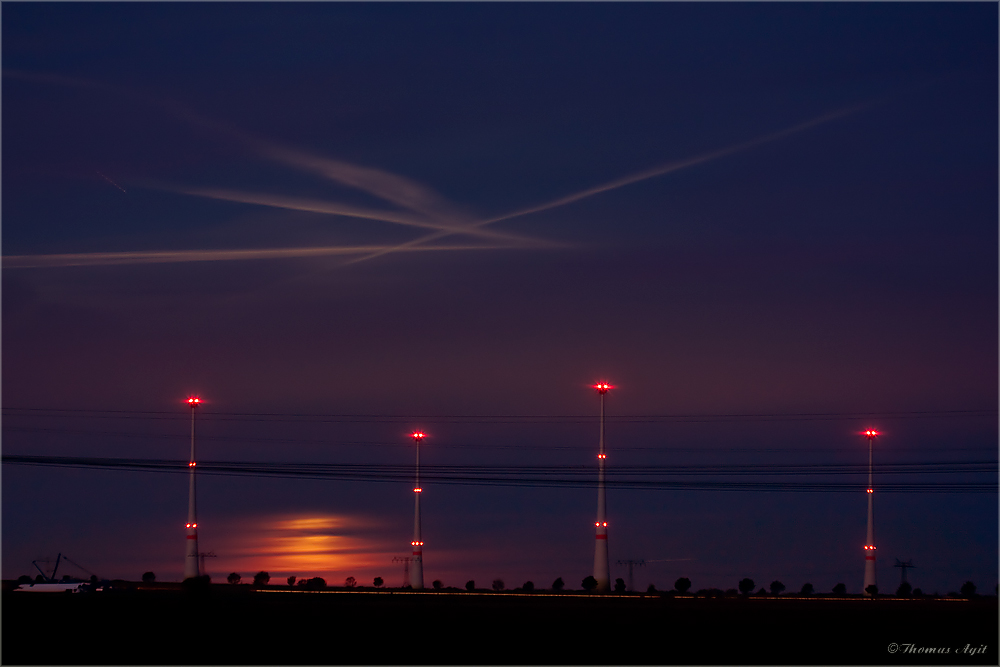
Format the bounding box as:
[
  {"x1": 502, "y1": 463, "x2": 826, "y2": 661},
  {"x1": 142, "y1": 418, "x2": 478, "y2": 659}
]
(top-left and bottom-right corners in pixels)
[
  {"x1": 863, "y1": 428, "x2": 878, "y2": 596},
  {"x1": 409, "y1": 431, "x2": 426, "y2": 590},
  {"x1": 593, "y1": 383, "x2": 612, "y2": 593},
  {"x1": 184, "y1": 396, "x2": 202, "y2": 580}
]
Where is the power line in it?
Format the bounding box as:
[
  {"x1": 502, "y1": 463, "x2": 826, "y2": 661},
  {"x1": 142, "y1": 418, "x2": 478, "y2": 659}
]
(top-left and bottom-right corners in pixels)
[
  {"x1": 3, "y1": 455, "x2": 995, "y2": 493},
  {"x1": 2, "y1": 424, "x2": 994, "y2": 453}
]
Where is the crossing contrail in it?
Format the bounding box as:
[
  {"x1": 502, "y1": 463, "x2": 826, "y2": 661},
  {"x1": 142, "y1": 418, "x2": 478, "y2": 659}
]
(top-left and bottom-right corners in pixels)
[
  {"x1": 343, "y1": 102, "x2": 871, "y2": 265},
  {"x1": 157, "y1": 185, "x2": 554, "y2": 246}
]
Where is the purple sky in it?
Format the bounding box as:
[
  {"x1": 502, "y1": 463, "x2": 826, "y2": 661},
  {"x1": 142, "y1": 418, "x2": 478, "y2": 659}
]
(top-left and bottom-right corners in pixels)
[{"x1": 3, "y1": 3, "x2": 996, "y2": 594}]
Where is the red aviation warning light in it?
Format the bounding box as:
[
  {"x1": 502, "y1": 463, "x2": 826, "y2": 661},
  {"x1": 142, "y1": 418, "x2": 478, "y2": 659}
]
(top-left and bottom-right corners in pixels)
[
  {"x1": 864, "y1": 429, "x2": 878, "y2": 438},
  {"x1": 594, "y1": 383, "x2": 612, "y2": 394},
  {"x1": 411, "y1": 432, "x2": 425, "y2": 442},
  {"x1": 187, "y1": 396, "x2": 201, "y2": 406}
]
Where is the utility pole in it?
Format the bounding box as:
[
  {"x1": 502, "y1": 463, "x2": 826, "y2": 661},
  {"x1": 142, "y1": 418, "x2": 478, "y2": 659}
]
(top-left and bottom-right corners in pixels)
[
  {"x1": 894, "y1": 559, "x2": 915, "y2": 588},
  {"x1": 392, "y1": 556, "x2": 414, "y2": 588},
  {"x1": 616, "y1": 559, "x2": 645, "y2": 592}
]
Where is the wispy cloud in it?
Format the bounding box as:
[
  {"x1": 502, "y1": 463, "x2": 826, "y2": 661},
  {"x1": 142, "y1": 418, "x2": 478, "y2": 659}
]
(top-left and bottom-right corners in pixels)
[{"x1": 344, "y1": 103, "x2": 871, "y2": 265}]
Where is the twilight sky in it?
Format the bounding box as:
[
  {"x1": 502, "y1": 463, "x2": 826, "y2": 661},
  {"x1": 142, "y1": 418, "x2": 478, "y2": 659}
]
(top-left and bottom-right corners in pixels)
[{"x1": 3, "y1": 3, "x2": 996, "y2": 595}]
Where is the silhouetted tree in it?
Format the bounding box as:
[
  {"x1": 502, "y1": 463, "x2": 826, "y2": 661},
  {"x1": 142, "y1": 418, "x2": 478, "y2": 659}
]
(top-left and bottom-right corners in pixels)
[
  {"x1": 465, "y1": 580, "x2": 475, "y2": 591},
  {"x1": 287, "y1": 576, "x2": 296, "y2": 587},
  {"x1": 912, "y1": 588, "x2": 923, "y2": 597},
  {"x1": 432, "y1": 579, "x2": 443, "y2": 590},
  {"x1": 142, "y1": 571, "x2": 156, "y2": 583},
  {"x1": 303, "y1": 577, "x2": 327, "y2": 590},
  {"x1": 345, "y1": 576, "x2": 357, "y2": 588},
  {"x1": 960, "y1": 581, "x2": 977, "y2": 597},
  {"x1": 227, "y1": 572, "x2": 242, "y2": 585},
  {"x1": 16, "y1": 575, "x2": 32, "y2": 585},
  {"x1": 769, "y1": 580, "x2": 785, "y2": 595},
  {"x1": 582, "y1": 576, "x2": 598, "y2": 592},
  {"x1": 865, "y1": 584, "x2": 878, "y2": 596},
  {"x1": 373, "y1": 577, "x2": 384, "y2": 588},
  {"x1": 832, "y1": 583, "x2": 847, "y2": 595},
  {"x1": 552, "y1": 577, "x2": 565, "y2": 591},
  {"x1": 522, "y1": 581, "x2": 534, "y2": 592},
  {"x1": 614, "y1": 578, "x2": 626, "y2": 593},
  {"x1": 800, "y1": 583, "x2": 814, "y2": 596},
  {"x1": 253, "y1": 571, "x2": 270, "y2": 586},
  {"x1": 675, "y1": 577, "x2": 692, "y2": 594},
  {"x1": 492, "y1": 579, "x2": 505, "y2": 591},
  {"x1": 896, "y1": 582, "x2": 912, "y2": 597},
  {"x1": 738, "y1": 578, "x2": 755, "y2": 595},
  {"x1": 34, "y1": 574, "x2": 45, "y2": 583},
  {"x1": 647, "y1": 583, "x2": 657, "y2": 593}
]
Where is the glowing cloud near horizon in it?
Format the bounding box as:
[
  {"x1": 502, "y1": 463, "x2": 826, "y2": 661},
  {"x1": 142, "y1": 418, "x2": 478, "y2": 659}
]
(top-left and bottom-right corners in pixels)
[{"x1": 215, "y1": 513, "x2": 396, "y2": 580}]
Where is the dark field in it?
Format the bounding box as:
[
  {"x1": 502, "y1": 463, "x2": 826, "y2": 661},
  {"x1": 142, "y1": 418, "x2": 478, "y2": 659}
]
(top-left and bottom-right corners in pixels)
[{"x1": 3, "y1": 587, "x2": 996, "y2": 665}]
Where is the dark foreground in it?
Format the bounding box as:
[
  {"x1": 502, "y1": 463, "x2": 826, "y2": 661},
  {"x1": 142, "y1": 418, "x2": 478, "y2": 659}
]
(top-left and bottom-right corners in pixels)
[{"x1": 3, "y1": 587, "x2": 997, "y2": 665}]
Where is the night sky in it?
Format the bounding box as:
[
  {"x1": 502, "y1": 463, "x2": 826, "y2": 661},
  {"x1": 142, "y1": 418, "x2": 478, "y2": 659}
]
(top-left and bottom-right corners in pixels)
[{"x1": 3, "y1": 3, "x2": 996, "y2": 595}]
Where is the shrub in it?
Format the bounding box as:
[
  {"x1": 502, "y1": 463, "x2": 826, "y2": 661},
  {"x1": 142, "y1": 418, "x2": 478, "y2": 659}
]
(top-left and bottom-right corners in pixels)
[
  {"x1": 738, "y1": 578, "x2": 755, "y2": 595},
  {"x1": 674, "y1": 577, "x2": 691, "y2": 594},
  {"x1": 522, "y1": 581, "x2": 534, "y2": 592},
  {"x1": 492, "y1": 579, "x2": 505, "y2": 592},
  {"x1": 253, "y1": 571, "x2": 270, "y2": 586},
  {"x1": 432, "y1": 579, "x2": 443, "y2": 590},
  {"x1": 345, "y1": 576, "x2": 357, "y2": 588},
  {"x1": 227, "y1": 572, "x2": 242, "y2": 585},
  {"x1": 142, "y1": 572, "x2": 156, "y2": 583},
  {"x1": 960, "y1": 581, "x2": 977, "y2": 597},
  {"x1": 582, "y1": 576, "x2": 598, "y2": 592},
  {"x1": 800, "y1": 583, "x2": 814, "y2": 596},
  {"x1": 614, "y1": 578, "x2": 626, "y2": 593},
  {"x1": 552, "y1": 577, "x2": 565, "y2": 591},
  {"x1": 373, "y1": 577, "x2": 384, "y2": 588},
  {"x1": 769, "y1": 581, "x2": 785, "y2": 595},
  {"x1": 465, "y1": 580, "x2": 475, "y2": 591},
  {"x1": 832, "y1": 583, "x2": 847, "y2": 595}
]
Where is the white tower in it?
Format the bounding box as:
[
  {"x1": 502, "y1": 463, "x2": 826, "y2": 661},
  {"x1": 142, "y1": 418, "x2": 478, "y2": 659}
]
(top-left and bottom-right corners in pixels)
[
  {"x1": 863, "y1": 429, "x2": 878, "y2": 595},
  {"x1": 410, "y1": 431, "x2": 425, "y2": 589},
  {"x1": 184, "y1": 396, "x2": 201, "y2": 580},
  {"x1": 593, "y1": 383, "x2": 611, "y2": 593}
]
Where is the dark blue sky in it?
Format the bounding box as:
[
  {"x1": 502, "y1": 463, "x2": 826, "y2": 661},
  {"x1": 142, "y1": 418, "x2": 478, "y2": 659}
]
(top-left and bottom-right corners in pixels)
[{"x1": 3, "y1": 3, "x2": 996, "y2": 594}]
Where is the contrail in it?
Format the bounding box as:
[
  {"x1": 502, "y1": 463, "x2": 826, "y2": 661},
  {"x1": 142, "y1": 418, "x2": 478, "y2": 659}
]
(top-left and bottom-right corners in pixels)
[
  {"x1": 166, "y1": 105, "x2": 475, "y2": 224},
  {"x1": 344, "y1": 102, "x2": 871, "y2": 265},
  {"x1": 2, "y1": 243, "x2": 537, "y2": 269},
  {"x1": 7, "y1": 72, "x2": 515, "y2": 246},
  {"x1": 159, "y1": 184, "x2": 552, "y2": 246},
  {"x1": 97, "y1": 171, "x2": 127, "y2": 194}
]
